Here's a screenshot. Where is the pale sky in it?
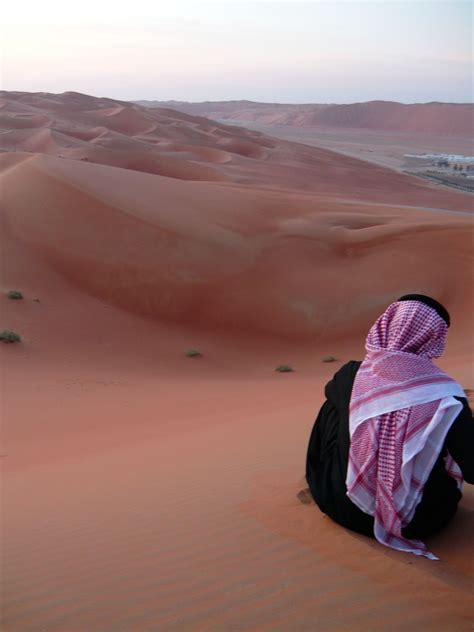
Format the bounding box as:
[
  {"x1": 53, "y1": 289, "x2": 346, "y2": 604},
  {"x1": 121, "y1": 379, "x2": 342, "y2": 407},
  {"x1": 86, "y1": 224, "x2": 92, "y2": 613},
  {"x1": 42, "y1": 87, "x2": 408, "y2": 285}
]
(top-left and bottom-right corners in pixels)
[{"x1": 1, "y1": 0, "x2": 472, "y2": 103}]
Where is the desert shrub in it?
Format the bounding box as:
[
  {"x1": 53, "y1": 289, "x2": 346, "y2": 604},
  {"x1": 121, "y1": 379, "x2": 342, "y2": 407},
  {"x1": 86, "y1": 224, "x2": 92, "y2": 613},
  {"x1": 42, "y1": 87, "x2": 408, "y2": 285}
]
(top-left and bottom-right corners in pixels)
[
  {"x1": 275, "y1": 364, "x2": 293, "y2": 372},
  {"x1": 7, "y1": 290, "x2": 23, "y2": 300},
  {"x1": 186, "y1": 348, "x2": 202, "y2": 358},
  {"x1": 321, "y1": 355, "x2": 337, "y2": 363},
  {"x1": 0, "y1": 330, "x2": 21, "y2": 343}
]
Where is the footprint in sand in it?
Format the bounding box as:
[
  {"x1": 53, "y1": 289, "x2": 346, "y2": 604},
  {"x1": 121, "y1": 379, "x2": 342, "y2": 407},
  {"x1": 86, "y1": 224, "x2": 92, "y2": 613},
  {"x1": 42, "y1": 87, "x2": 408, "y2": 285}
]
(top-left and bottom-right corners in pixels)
[{"x1": 296, "y1": 488, "x2": 314, "y2": 505}]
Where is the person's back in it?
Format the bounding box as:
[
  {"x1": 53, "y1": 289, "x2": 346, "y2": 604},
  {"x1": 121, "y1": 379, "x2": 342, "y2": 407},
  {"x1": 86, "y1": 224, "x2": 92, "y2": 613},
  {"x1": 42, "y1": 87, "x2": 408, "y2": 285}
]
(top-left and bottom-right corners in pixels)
[{"x1": 305, "y1": 295, "x2": 474, "y2": 560}]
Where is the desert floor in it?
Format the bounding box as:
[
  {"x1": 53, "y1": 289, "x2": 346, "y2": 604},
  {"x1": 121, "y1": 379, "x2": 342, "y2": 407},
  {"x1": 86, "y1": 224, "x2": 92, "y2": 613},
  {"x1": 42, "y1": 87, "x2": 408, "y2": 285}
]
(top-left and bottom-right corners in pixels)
[
  {"x1": 226, "y1": 122, "x2": 473, "y2": 172},
  {"x1": 1, "y1": 92, "x2": 473, "y2": 631}
]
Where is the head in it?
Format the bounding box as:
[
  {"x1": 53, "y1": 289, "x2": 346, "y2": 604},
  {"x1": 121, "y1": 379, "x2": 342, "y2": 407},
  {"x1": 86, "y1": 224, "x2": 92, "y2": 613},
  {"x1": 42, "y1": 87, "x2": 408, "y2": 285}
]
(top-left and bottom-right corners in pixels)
[{"x1": 366, "y1": 295, "x2": 450, "y2": 358}]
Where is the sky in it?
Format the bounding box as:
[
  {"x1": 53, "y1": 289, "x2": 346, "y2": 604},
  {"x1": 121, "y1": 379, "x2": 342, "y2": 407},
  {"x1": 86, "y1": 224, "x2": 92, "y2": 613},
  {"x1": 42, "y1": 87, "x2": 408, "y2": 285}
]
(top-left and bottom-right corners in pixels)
[{"x1": 1, "y1": 0, "x2": 472, "y2": 103}]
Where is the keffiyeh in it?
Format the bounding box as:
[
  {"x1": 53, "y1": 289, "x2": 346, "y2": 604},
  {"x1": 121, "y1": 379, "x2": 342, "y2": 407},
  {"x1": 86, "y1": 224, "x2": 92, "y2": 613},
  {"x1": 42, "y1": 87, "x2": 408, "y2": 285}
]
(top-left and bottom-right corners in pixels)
[{"x1": 346, "y1": 300, "x2": 464, "y2": 560}]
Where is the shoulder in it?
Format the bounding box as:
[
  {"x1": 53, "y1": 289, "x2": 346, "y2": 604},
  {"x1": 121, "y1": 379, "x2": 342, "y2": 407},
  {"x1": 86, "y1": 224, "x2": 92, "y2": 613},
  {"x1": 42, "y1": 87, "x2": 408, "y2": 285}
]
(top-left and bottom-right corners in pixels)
[
  {"x1": 334, "y1": 360, "x2": 362, "y2": 381},
  {"x1": 325, "y1": 360, "x2": 362, "y2": 402},
  {"x1": 452, "y1": 396, "x2": 473, "y2": 420},
  {"x1": 447, "y1": 396, "x2": 474, "y2": 484}
]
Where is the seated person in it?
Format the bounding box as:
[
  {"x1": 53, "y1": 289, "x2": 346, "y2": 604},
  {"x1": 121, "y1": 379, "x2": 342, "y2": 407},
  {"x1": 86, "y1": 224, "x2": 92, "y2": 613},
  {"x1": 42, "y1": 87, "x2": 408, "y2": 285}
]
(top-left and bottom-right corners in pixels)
[{"x1": 305, "y1": 294, "x2": 473, "y2": 560}]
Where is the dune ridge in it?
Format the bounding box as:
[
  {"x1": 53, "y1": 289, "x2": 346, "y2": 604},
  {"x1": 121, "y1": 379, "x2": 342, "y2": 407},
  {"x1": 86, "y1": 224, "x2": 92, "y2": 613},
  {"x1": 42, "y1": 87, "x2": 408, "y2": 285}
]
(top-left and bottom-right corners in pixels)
[{"x1": 138, "y1": 98, "x2": 474, "y2": 136}]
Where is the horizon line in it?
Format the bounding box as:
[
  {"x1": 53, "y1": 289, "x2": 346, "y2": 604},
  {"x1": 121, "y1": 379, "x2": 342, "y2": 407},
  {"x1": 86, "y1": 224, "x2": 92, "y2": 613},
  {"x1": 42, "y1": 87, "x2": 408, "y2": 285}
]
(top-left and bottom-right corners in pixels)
[{"x1": 2, "y1": 89, "x2": 474, "y2": 107}]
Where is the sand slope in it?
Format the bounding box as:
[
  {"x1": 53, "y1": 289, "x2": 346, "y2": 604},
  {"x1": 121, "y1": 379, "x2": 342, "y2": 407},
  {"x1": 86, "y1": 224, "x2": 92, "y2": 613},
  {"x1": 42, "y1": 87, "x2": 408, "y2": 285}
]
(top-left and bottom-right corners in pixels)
[
  {"x1": 2, "y1": 151, "x2": 473, "y2": 340},
  {"x1": 2, "y1": 234, "x2": 473, "y2": 630},
  {"x1": 1, "y1": 91, "x2": 473, "y2": 631}
]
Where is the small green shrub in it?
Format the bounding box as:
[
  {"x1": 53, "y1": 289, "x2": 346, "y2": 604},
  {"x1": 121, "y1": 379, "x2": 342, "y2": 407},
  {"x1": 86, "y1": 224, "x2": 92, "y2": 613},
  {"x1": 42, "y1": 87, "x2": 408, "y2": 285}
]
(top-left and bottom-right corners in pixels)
[
  {"x1": 275, "y1": 364, "x2": 293, "y2": 372},
  {"x1": 185, "y1": 348, "x2": 202, "y2": 358},
  {"x1": 7, "y1": 290, "x2": 23, "y2": 300},
  {"x1": 321, "y1": 355, "x2": 337, "y2": 363},
  {"x1": 0, "y1": 330, "x2": 21, "y2": 343}
]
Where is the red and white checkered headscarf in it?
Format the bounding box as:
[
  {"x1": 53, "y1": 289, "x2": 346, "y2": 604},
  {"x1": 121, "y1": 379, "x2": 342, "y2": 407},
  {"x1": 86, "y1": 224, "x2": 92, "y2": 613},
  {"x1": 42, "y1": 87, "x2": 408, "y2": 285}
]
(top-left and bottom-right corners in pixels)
[{"x1": 346, "y1": 300, "x2": 464, "y2": 560}]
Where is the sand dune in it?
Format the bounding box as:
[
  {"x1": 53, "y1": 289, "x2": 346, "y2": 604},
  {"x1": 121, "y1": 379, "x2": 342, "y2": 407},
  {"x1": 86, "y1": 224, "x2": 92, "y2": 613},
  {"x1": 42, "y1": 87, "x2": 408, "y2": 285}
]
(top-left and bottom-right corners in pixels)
[
  {"x1": 0, "y1": 91, "x2": 281, "y2": 182},
  {"x1": 1, "y1": 91, "x2": 473, "y2": 204},
  {"x1": 1, "y1": 151, "x2": 473, "y2": 339},
  {"x1": 311, "y1": 101, "x2": 474, "y2": 135},
  {"x1": 141, "y1": 99, "x2": 474, "y2": 136},
  {"x1": 1, "y1": 91, "x2": 473, "y2": 631}
]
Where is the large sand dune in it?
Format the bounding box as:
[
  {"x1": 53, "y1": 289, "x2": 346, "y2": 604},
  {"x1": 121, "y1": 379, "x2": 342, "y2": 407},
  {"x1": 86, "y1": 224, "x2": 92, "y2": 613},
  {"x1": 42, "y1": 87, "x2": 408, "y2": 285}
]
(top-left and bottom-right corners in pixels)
[
  {"x1": 1, "y1": 91, "x2": 473, "y2": 630},
  {"x1": 2, "y1": 151, "x2": 473, "y2": 339},
  {"x1": 139, "y1": 99, "x2": 474, "y2": 136}
]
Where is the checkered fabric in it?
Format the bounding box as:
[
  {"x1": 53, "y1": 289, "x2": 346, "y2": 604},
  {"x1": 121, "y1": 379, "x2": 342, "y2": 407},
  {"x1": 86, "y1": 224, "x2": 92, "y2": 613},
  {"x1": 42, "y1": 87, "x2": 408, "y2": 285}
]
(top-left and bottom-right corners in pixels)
[{"x1": 346, "y1": 300, "x2": 465, "y2": 560}]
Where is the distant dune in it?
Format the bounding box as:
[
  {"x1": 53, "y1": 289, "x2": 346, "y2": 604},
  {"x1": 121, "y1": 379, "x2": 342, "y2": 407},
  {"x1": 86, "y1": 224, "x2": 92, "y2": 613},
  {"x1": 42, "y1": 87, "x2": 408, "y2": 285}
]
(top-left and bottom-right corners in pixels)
[
  {"x1": 137, "y1": 99, "x2": 474, "y2": 136},
  {"x1": 1, "y1": 90, "x2": 473, "y2": 631}
]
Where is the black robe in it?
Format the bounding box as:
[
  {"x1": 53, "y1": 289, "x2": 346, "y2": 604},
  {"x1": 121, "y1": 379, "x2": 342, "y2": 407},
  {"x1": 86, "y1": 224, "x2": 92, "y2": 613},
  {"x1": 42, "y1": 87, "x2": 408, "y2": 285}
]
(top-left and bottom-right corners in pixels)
[{"x1": 306, "y1": 361, "x2": 474, "y2": 539}]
